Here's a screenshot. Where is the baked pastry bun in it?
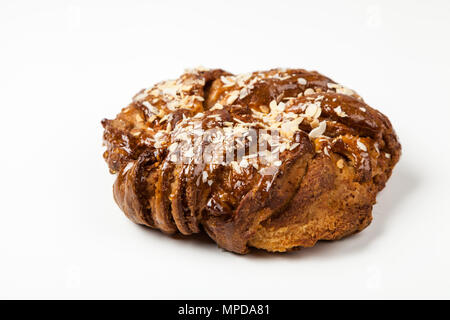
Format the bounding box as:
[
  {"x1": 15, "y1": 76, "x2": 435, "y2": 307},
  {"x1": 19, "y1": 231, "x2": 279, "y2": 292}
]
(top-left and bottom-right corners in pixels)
[{"x1": 101, "y1": 67, "x2": 401, "y2": 254}]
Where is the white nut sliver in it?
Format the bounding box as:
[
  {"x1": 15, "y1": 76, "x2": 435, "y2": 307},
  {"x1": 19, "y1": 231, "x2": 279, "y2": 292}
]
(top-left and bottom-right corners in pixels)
[{"x1": 309, "y1": 121, "x2": 327, "y2": 138}]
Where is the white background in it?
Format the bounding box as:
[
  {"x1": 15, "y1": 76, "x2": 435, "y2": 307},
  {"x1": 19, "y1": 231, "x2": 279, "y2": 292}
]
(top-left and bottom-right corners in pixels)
[{"x1": 1, "y1": 0, "x2": 449, "y2": 299}]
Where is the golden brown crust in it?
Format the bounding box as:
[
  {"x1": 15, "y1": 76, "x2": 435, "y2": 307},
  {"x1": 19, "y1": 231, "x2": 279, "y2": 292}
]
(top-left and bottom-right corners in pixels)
[{"x1": 101, "y1": 67, "x2": 401, "y2": 254}]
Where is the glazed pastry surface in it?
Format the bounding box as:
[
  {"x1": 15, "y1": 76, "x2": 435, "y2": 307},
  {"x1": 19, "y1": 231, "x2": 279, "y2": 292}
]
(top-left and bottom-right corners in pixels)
[{"x1": 102, "y1": 67, "x2": 401, "y2": 254}]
